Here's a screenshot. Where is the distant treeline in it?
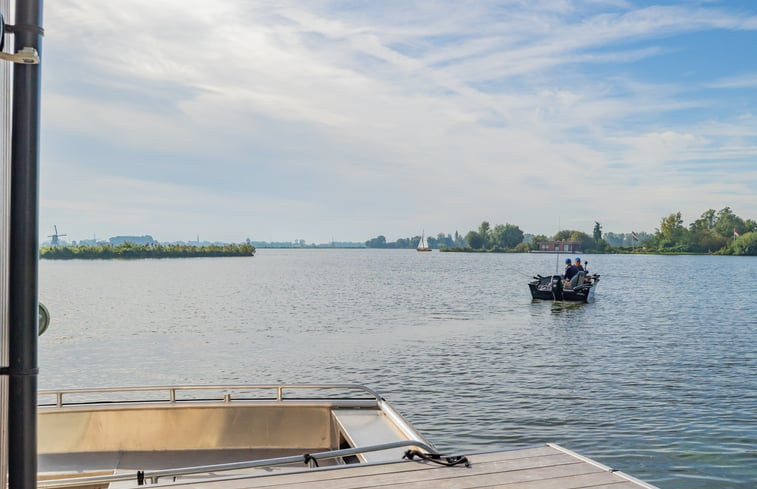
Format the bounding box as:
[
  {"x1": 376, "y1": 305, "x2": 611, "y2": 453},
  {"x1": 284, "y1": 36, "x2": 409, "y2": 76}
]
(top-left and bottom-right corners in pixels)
[
  {"x1": 365, "y1": 207, "x2": 757, "y2": 255},
  {"x1": 40, "y1": 242, "x2": 256, "y2": 259},
  {"x1": 641, "y1": 207, "x2": 756, "y2": 255},
  {"x1": 365, "y1": 232, "x2": 466, "y2": 249}
]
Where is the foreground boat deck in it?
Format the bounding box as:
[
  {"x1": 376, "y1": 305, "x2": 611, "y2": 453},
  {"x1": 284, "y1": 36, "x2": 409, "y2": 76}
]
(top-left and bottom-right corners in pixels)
[{"x1": 131, "y1": 444, "x2": 657, "y2": 489}]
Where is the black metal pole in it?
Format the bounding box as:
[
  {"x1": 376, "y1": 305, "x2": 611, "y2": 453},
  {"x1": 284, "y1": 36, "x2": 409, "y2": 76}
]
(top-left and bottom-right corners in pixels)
[{"x1": 8, "y1": 1, "x2": 43, "y2": 489}]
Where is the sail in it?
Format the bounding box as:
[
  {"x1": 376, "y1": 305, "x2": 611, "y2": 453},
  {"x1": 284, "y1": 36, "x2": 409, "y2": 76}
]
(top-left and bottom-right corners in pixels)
[{"x1": 417, "y1": 232, "x2": 429, "y2": 250}]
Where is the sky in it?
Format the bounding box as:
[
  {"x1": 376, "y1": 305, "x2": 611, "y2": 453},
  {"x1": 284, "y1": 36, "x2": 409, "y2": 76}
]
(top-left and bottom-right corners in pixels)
[{"x1": 34, "y1": 0, "x2": 757, "y2": 243}]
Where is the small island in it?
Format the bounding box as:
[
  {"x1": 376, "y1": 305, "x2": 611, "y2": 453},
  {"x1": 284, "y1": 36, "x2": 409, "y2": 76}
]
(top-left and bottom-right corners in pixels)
[{"x1": 40, "y1": 242, "x2": 255, "y2": 260}]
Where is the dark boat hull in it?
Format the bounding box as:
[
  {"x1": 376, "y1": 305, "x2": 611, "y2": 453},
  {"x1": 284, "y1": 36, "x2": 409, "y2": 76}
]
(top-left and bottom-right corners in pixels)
[{"x1": 528, "y1": 274, "x2": 599, "y2": 303}]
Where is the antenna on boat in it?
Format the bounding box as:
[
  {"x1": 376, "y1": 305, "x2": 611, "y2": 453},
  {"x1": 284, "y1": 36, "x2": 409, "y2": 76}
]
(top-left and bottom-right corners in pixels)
[{"x1": 555, "y1": 217, "x2": 560, "y2": 274}]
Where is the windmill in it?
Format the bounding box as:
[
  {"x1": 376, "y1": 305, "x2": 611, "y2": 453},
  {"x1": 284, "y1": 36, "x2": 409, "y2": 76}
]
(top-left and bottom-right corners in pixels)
[{"x1": 48, "y1": 225, "x2": 67, "y2": 246}]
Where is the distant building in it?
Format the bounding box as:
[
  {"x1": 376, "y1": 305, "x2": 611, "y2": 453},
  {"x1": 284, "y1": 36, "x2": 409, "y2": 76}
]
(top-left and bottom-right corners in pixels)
[
  {"x1": 109, "y1": 235, "x2": 157, "y2": 246},
  {"x1": 535, "y1": 240, "x2": 582, "y2": 253}
]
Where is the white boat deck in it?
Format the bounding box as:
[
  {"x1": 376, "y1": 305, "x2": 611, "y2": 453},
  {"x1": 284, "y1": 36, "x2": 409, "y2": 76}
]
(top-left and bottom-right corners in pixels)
[
  {"x1": 35, "y1": 386, "x2": 660, "y2": 489},
  {"x1": 138, "y1": 444, "x2": 658, "y2": 489}
]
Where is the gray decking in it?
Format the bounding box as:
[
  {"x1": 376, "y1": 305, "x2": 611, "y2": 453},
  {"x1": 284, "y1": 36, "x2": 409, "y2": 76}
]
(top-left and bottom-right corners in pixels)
[{"x1": 153, "y1": 444, "x2": 659, "y2": 489}]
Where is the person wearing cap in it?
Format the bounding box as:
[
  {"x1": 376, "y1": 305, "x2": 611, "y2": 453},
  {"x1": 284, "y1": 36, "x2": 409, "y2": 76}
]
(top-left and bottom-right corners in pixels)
[
  {"x1": 571, "y1": 257, "x2": 587, "y2": 287},
  {"x1": 563, "y1": 258, "x2": 578, "y2": 283}
]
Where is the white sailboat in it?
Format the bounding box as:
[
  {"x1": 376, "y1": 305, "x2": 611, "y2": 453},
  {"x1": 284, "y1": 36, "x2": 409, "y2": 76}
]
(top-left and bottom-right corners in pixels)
[{"x1": 416, "y1": 231, "x2": 431, "y2": 251}]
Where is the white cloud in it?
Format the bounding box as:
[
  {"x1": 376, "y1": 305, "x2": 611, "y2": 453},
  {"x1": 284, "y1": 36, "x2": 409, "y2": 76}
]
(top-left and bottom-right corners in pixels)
[
  {"x1": 38, "y1": 1, "x2": 757, "y2": 242},
  {"x1": 706, "y1": 73, "x2": 757, "y2": 89}
]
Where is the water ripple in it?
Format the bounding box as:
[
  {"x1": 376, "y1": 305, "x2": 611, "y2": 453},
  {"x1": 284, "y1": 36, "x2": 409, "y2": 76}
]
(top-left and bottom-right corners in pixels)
[{"x1": 38, "y1": 251, "x2": 757, "y2": 488}]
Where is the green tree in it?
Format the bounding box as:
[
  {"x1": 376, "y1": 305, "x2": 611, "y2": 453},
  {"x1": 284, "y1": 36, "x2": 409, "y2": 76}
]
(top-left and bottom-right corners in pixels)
[
  {"x1": 365, "y1": 235, "x2": 387, "y2": 248},
  {"x1": 529, "y1": 234, "x2": 548, "y2": 251},
  {"x1": 568, "y1": 231, "x2": 597, "y2": 253},
  {"x1": 478, "y1": 221, "x2": 491, "y2": 248},
  {"x1": 465, "y1": 231, "x2": 484, "y2": 249},
  {"x1": 730, "y1": 232, "x2": 757, "y2": 255},
  {"x1": 687, "y1": 229, "x2": 725, "y2": 252},
  {"x1": 690, "y1": 209, "x2": 717, "y2": 232},
  {"x1": 593, "y1": 222, "x2": 602, "y2": 241},
  {"x1": 396, "y1": 238, "x2": 412, "y2": 249},
  {"x1": 552, "y1": 230, "x2": 572, "y2": 241},
  {"x1": 513, "y1": 242, "x2": 531, "y2": 253},
  {"x1": 657, "y1": 212, "x2": 687, "y2": 249},
  {"x1": 491, "y1": 223, "x2": 524, "y2": 249},
  {"x1": 552, "y1": 230, "x2": 597, "y2": 252},
  {"x1": 713, "y1": 207, "x2": 745, "y2": 239}
]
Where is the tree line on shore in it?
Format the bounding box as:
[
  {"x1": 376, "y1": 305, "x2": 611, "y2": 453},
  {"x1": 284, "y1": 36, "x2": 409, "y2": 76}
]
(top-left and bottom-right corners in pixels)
[
  {"x1": 365, "y1": 207, "x2": 757, "y2": 255},
  {"x1": 365, "y1": 232, "x2": 467, "y2": 249},
  {"x1": 40, "y1": 242, "x2": 256, "y2": 259}
]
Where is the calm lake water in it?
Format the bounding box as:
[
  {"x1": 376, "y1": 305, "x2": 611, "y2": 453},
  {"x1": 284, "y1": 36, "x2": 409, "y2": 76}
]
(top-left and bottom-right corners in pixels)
[{"x1": 39, "y1": 250, "x2": 756, "y2": 488}]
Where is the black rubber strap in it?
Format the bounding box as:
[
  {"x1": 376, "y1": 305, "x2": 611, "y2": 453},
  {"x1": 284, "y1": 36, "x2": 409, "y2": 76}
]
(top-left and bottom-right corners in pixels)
[
  {"x1": 403, "y1": 449, "x2": 471, "y2": 468},
  {"x1": 0, "y1": 366, "x2": 39, "y2": 376},
  {"x1": 303, "y1": 453, "x2": 319, "y2": 467},
  {"x1": 4, "y1": 23, "x2": 45, "y2": 36}
]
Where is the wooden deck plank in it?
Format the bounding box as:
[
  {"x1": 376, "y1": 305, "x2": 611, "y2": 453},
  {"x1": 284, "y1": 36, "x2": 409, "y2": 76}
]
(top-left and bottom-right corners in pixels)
[
  {"x1": 173, "y1": 452, "x2": 597, "y2": 488},
  {"x1": 442, "y1": 446, "x2": 565, "y2": 463},
  {"x1": 287, "y1": 464, "x2": 590, "y2": 489},
  {"x1": 171, "y1": 445, "x2": 571, "y2": 487},
  {"x1": 415, "y1": 471, "x2": 628, "y2": 489},
  {"x1": 266, "y1": 454, "x2": 582, "y2": 488},
  {"x1": 212, "y1": 462, "x2": 601, "y2": 489},
  {"x1": 99, "y1": 446, "x2": 657, "y2": 489},
  {"x1": 579, "y1": 484, "x2": 650, "y2": 489}
]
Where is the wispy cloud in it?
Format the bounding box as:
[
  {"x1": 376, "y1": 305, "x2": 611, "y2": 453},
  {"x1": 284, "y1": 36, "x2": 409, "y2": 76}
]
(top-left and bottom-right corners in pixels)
[
  {"x1": 39, "y1": 1, "x2": 757, "y2": 241},
  {"x1": 706, "y1": 73, "x2": 757, "y2": 89}
]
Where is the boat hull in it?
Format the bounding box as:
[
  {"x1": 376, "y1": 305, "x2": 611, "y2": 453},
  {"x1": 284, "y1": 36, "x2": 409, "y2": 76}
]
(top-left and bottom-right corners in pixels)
[{"x1": 528, "y1": 274, "x2": 599, "y2": 303}]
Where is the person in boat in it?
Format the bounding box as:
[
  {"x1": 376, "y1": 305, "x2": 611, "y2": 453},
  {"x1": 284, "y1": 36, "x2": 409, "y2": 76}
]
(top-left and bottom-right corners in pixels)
[
  {"x1": 563, "y1": 258, "x2": 578, "y2": 285},
  {"x1": 569, "y1": 257, "x2": 587, "y2": 288}
]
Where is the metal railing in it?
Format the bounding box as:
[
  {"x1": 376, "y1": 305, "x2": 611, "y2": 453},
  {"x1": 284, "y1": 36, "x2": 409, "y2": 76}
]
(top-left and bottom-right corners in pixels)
[
  {"x1": 38, "y1": 439, "x2": 436, "y2": 488},
  {"x1": 38, "y1": 383, "x2": 384, "y2": 408}
]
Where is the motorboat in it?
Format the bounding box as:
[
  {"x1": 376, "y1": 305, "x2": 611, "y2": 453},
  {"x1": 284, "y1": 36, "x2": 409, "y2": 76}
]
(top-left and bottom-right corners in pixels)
[{"x1": 529, "y1": 273, "x2": 600, "y2": 302}]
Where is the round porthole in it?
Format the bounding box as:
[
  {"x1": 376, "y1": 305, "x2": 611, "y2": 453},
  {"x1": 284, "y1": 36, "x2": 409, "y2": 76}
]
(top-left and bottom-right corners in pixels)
[{"x1": 39, "y1": 302, "x2": 50, "y2": 336}]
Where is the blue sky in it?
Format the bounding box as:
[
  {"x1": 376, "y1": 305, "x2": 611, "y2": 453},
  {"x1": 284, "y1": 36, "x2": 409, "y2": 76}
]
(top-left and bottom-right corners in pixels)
[{"x1": 37, "y1": 0, "x2": 757, "y2": 243}]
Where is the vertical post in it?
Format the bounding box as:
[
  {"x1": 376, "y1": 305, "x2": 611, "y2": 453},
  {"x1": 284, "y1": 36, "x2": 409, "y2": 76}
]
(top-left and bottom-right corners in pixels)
[
  {"x1": 0, "y1": 2, "x2": 13, "y2": 486},
  {"x1": 8, "y1": 1, "x2": 43, "y2": 489}
]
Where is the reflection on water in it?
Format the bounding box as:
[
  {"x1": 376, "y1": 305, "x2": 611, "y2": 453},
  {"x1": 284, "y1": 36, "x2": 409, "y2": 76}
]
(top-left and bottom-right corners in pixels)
[
  {"x1": 39, "y1": 250, "x2": 756, "y2": 488},
  {"x1": 545, "y1": 301, "x2": 585, "y2": 313}
]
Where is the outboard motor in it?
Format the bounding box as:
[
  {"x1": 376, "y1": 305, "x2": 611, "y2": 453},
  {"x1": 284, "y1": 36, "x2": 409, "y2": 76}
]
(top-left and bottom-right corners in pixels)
[{"x1": 550, "y1": 275, "x2": 563, "y2": 293}]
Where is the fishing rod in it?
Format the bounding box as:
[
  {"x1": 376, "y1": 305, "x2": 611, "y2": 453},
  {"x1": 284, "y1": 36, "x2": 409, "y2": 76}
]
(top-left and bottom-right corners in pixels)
[{"x1": 506, "y1": 267, "x2": 536, "y2": 279}]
